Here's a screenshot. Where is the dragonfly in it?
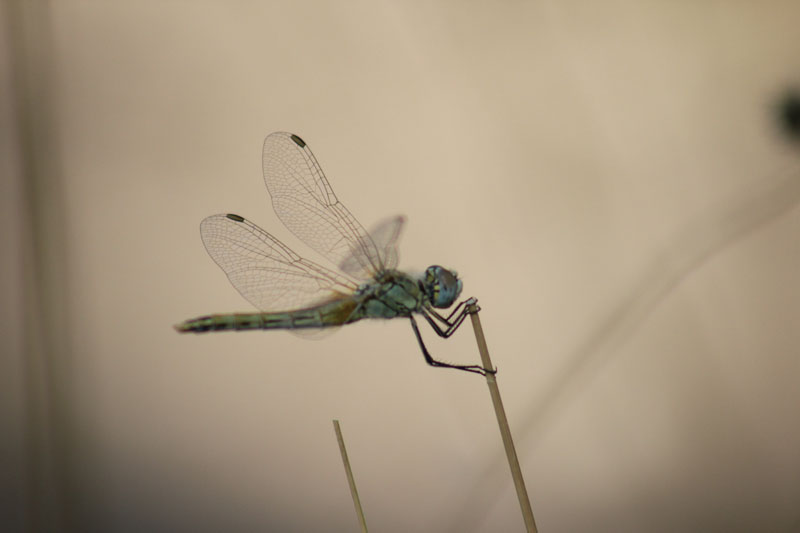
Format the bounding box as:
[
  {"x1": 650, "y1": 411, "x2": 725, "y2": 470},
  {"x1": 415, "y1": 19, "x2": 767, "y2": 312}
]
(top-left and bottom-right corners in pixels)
[{"x1": 175, "y1": 132, "x2": 492, "y2": 376}]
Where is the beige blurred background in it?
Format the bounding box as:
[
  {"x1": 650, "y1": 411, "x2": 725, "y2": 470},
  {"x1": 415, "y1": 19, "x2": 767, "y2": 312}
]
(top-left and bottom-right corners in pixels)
[{"x1": 3, "y1": 1, "x2": 800, "y2": 532}]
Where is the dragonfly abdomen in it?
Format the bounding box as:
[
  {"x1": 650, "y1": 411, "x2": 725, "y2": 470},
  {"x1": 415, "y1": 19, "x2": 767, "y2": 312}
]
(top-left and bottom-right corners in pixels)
[
  {"x1": 175, "y1": 312, "x2": 283, "y2": 332},
  {"x1": 175, "y1": 298, "x2": 361, "y2": 333}
]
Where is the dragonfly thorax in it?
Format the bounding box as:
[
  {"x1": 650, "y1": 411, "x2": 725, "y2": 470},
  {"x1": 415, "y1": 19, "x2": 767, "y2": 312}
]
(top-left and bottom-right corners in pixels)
[
  {"x1": 421, "y1": 265, "x2": 463, "y2": 309},
  {"x1": 355, "y1": 282, "x2": 373, "y2": 296}
]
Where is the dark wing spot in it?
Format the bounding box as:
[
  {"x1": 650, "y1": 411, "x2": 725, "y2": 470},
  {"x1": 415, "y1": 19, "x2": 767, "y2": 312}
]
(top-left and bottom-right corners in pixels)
[
  {"x1": 226, "y1": 214, "x2": 245, "y2": 222},
  {"x1": 290, "y1": 134, "x2": 306, "y2": 148}
]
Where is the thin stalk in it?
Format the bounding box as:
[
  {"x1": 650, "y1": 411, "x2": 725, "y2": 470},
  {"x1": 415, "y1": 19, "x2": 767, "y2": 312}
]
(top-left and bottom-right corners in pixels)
[
  {"x1": 333, "y1": 420, "x2": 368, "y2": 533},
  {"x1": 468, "y1": 303, "x2": 538, "y2": 533}
]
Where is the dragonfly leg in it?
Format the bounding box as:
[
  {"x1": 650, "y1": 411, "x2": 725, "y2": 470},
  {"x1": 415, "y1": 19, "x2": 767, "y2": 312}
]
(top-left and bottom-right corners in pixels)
[
  {"x1": 409, "y1": 316, "x2": 493, "y2": 376},
  {"x1": 426, "y1": 297, "x2": 480, "y2": 329},
  {"x1": 422, "y1": 310, "x2": 466, "y2": 339},
  {"x1": 422, "y1": 297, "x2": 480, "y2": 339},
  {"x1": 448, "y1": 296, "x2": 480, "y2": 320}
]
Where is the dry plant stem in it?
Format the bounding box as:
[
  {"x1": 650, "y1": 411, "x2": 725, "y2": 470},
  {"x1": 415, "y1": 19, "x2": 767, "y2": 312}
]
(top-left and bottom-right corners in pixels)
[
  {"x1": 468, "y1": 304, "x2": 538, "y2": 533},
  {"x1": 333, "y1": 420, "x2": 368, "y2": 533}
]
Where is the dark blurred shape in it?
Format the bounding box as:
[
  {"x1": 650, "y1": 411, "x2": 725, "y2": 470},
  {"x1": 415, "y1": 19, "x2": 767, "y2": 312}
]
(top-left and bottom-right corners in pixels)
[
  {"x1": 777, "y1": 89, "x2": 800, "y2": 141},
  {"x1": 6, "y1": 1, "x2": 75, "y2": 532}
]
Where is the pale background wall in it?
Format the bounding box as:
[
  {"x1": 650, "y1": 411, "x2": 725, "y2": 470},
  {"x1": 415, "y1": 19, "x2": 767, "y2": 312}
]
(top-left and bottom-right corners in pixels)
[{"x1": 2, "y1": 2, "x2": 800, "y2": 532}]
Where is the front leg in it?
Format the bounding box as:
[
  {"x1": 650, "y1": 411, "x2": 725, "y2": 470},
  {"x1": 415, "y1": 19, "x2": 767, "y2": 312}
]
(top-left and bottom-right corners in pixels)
[
  {"x1": 409, "y1": 316, "x2": 492, "y2": 376},
  {"x1": 427, "y1": 297, "x2": 480, "y2": 327},
  {"x1": 421, "y1": 297, "x2": 479, "y2": 339}
]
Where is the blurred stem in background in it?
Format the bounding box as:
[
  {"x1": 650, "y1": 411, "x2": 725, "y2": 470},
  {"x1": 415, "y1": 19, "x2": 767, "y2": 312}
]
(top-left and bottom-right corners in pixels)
[{"x1": 6, "y1": 1, "x2": 76, "y2": 531}]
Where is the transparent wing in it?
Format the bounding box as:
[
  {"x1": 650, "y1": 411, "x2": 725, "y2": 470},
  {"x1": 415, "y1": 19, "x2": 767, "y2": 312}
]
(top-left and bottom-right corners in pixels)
[
  {"x1": 262, "y1": 132, "x2": 392, "y2": 280},
  {"x1": 340, "y1": 215, "x2": 404, "y2": 275},
  {"x1": 200, "y1": 214, "x2": 359, "y2": 312}
]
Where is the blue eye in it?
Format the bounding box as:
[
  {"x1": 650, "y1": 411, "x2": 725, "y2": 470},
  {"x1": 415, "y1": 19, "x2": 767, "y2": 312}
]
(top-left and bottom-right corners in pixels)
[{"x1": 424, "y1": 265, "x2": 462, "y2": 308}]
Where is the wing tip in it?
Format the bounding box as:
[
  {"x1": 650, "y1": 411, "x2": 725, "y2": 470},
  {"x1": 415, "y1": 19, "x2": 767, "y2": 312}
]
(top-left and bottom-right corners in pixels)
[
  {"x1": 263, "y1": 131, "x2": 306, "y2": 151},
  {"x1": 289, "y1": 134, "x2": 306, "y2": 148}
]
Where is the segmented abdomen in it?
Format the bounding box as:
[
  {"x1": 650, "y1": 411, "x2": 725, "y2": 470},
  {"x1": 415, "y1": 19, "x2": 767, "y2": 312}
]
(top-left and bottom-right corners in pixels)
[{"x1": 175, "y1": 299, "x2": 360, "y2": 333}]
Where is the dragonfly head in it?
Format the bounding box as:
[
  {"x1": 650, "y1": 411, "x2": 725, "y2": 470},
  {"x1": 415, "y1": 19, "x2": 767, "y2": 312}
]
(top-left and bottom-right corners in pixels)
[{"x1": 422, "y1": 265, "x2": 463, "y2": 308}]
